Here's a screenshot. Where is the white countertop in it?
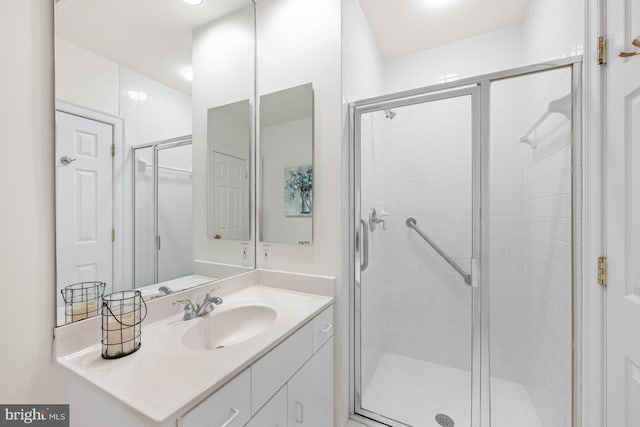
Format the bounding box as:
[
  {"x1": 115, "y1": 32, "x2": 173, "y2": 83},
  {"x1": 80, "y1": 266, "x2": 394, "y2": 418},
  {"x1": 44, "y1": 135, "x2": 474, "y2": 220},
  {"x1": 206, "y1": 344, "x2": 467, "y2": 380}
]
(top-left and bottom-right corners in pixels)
[{"x1": 57, "y1": 285, "x2": 333, "y2": 423}]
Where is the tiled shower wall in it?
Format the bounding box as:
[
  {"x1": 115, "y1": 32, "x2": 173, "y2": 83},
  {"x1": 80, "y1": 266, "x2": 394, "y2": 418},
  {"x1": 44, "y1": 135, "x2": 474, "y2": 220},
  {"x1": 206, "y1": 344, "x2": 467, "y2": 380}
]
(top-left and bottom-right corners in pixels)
[
  {"x1": 521, "y1": 68, "x2": 574, "y2": 427},
  {"x1": 381, "y1": 96, "x2": 473, "y2": 372}
]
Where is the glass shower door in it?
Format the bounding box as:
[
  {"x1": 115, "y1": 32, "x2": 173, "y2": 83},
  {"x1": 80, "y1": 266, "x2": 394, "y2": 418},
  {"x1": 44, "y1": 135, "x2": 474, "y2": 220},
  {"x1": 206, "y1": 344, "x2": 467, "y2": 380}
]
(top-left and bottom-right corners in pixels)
[
  {"x1": 156, "y1": 142, "x2": 193, "y2": 283},
  {"x1": 354, "y1": 87, "x2": 480, "y2": 427}
]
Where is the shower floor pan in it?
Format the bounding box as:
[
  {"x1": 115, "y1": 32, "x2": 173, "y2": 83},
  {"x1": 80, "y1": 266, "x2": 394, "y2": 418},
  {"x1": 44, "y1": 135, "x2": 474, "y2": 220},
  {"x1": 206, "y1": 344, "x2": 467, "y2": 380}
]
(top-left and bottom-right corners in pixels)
[{"x1": 361, "y1": 353, "x2": 542, "y2": 427}]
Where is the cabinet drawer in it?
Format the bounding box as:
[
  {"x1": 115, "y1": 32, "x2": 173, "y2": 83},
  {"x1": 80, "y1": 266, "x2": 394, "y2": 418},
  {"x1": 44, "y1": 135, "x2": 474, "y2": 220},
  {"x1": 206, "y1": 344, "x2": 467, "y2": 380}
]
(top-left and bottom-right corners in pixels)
[
  {"x1": 245, "y1": 385, "x2": 287, "y2": 427},
  {"x1": 312, "y1": 305, "x2": 333, "y2": 354},
  {"x1": 181, "y1": 369, "x2": 250, "y2": 427},
  {"x1": 251, "y1": 322, "x2": 313, "y2": 415}
]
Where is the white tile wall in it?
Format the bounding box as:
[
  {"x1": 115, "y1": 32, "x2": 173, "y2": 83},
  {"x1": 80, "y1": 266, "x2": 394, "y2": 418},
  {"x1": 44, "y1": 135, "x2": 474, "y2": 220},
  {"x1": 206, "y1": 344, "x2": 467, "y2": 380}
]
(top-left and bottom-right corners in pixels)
[
  {"x1": 521, "y1": 68, "x2": 574, "y2": 427},
  {"x1": 380, "y1": 96, "x2": 474, "y2": 372}
]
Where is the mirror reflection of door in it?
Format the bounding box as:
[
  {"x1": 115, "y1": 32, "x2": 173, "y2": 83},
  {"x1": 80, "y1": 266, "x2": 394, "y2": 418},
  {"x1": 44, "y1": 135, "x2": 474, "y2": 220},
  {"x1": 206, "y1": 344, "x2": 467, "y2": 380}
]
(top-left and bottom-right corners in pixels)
[
  {"x1": 211, "y1": 152, "x2": 248, "y2": 241},
  {"x1": 55, "y1": 111, "x2": 113, "y2": 307},
  {"x1": 207, "y1": 99, "x2": 251, "y2": 241}
]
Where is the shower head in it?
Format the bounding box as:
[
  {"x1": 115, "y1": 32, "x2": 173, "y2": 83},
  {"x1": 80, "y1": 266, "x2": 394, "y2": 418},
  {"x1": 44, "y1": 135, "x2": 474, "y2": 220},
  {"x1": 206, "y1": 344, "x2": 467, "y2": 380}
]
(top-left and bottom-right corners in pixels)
[{"x1": 384, "y1": 109, "x2": 397, "y2": 120}]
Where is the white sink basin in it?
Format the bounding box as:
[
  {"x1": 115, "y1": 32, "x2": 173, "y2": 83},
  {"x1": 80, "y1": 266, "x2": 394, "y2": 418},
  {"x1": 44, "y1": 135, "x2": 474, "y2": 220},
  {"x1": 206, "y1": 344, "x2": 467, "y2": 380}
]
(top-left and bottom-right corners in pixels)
[{"x1": 181, "y1": 305, "x2": 277, "y2": 350}]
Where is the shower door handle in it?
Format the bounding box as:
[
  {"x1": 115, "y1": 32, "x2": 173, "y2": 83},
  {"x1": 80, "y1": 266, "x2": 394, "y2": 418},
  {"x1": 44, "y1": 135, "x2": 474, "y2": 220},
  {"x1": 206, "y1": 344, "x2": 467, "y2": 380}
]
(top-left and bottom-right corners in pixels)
[
  {"x1": 360, "y1": 218, "x2": 369, "y2": 272},
  {"x1": 471, "y1": 258, "x2": 479, "y2": 288}
]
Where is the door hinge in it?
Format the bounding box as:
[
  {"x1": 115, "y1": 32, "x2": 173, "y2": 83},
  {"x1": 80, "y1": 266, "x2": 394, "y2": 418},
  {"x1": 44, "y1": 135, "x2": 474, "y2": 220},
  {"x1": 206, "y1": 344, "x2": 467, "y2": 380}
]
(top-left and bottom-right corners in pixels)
[
  {"x1": 598, "y1": 257, "x2": 607, "y2": 286},
  {"x1": 112, "y1": 228, "x2": 115, "y2": 242},
  {"x1": 598, "y1": 36, "x2": 608, "y2": 65},
  {"x1": 111, "y1": 144, "x2": 115, "y2": 157}
]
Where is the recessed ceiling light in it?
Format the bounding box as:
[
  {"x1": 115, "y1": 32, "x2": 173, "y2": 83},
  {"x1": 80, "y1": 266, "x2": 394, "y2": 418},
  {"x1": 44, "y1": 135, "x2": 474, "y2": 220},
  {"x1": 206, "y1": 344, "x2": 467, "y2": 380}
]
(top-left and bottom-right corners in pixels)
[
  {"x1": 182, "y1": 0, "x2": 203, "y2": 6},
  {"x1": 421, "y1": 0, "x2": 461, "y2": 9}
]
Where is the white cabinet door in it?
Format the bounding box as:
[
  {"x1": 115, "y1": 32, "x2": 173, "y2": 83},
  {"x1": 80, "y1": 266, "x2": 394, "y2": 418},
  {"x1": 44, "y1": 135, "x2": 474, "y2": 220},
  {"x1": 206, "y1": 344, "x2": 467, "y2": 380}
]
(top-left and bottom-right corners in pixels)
[
  {"x1": 287, "y1": 338, "x2": 333, "y2": 427},
  {"x1": 251, "y1": 322, "x2": 313, "y2": 414},
  {"x1": 181, "y1": 369, "x2": 250, "y2": 427},
  {"x1": 245, "y1": 385, "x2": 287, "y2": 427},
  {"x1": 606, "y1": 1, "x2": 640, "y2": 426}
]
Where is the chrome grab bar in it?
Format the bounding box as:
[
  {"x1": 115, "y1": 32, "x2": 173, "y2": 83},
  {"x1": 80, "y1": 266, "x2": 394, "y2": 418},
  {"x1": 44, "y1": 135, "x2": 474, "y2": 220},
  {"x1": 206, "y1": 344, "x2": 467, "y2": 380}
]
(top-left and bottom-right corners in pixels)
[
  {"x1": 360, "y1": 218, "x2": 369, "y2": 272},
  {"x1": 406, "y1": 217, "x2": 471, "y2": 286}
]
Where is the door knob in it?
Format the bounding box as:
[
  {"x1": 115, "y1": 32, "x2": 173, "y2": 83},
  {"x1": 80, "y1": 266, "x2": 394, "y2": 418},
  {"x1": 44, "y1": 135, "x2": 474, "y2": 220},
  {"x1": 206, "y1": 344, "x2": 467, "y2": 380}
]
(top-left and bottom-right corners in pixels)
[
  {"x1": 619, "y1": 38, "x2": 640, "y2": 57},
  {"x1": 60, "y1": 156, "x2": 77, "y2": 165}
]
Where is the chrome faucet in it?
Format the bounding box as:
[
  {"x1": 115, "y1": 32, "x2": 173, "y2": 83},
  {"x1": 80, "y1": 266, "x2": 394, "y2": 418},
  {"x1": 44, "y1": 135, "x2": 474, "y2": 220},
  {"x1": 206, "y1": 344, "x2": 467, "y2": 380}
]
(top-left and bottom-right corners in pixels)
[
  {"x1": 172, "y1": 287, "x2": 224, "y2": 320},
  {"x1": 158, "y1": 285, "x2": 173, "y2": 295}
]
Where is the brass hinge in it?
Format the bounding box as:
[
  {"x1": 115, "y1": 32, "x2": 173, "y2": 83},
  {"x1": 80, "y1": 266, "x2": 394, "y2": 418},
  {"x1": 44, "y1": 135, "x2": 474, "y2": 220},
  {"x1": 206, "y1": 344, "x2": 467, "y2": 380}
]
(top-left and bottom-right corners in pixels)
[
  {"x1": 112, "y1": 228, "x2": 115, "y2": 242},
  {"x1": 598, "y1": 36, "x2": 607, "y2": 65},
  {"x1": 598, "y1": 257, "x2": 607, "y2": 286},
  {"x1": 111, "y1": 144, "x2": 115, "y2": 157}
]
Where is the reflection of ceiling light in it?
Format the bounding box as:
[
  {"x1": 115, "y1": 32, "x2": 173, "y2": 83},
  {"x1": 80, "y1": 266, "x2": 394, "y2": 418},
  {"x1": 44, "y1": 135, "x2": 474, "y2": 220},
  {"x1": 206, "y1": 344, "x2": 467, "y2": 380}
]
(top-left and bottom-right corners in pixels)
[
  {"x1": 127, "y1": 90, "x2": 148, "y2": 102},
  {"x1": 182, "y1": 0, "x2": 203, "y2": 5},
  {"x1": 183, "y1": 67, "x2": 193, "y2": 82},
  {"x1": 421, "y1": 0, "x2": 461, "y2": 9},
  {"x1": 439, "y1": 73, "x2": 458, "y2": 82}
]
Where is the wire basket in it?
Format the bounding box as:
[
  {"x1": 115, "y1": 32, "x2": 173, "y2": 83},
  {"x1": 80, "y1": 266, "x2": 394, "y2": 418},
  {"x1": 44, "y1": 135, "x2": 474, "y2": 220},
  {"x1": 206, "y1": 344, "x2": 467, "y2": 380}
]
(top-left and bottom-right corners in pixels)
[
  {"x1": 101, "y1": 290, "x2": 147, "y2": 359},
  {"x1": 61, "y1": 281, "x2": 107, "y2": 324}
]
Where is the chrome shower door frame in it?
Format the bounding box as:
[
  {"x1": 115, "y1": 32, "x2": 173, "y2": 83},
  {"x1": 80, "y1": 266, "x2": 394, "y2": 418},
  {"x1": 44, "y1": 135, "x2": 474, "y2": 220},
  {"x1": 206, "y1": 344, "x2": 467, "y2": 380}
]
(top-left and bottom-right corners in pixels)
[
  {"x1": 132, "y1": 135, "x2": 192, "y2": 286},
  {"x1": 349, "y1": 56, "x2": 583, "y2": 427},
  {"x1": 350, "y1": 85, "x2": 483, "y2": 427}
]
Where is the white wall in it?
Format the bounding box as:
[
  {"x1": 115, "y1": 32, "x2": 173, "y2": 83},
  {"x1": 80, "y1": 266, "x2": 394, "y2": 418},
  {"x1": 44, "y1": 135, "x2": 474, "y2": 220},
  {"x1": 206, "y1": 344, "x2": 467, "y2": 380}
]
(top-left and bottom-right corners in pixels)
[
  {"x1": 55, "y1": 37, "x2": 120, "y2": 116},
  {"x1": 384, "y1": 25, "x2": 524, "y2": 94},
  {"x1": 0, "y1": 0, "x2": 63, "y2": 402},
  {"x1": 256, "y1": 0, "x2": 343, "y2": 423},
  {"x1": 192, "y1": 5, "x2": 256, "y2": 273}
]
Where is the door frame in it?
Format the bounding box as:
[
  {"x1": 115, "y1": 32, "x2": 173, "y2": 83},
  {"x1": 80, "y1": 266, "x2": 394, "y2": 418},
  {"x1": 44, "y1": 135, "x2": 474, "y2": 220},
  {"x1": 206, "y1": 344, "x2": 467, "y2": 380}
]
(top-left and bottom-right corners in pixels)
[
  {"x1": 54, "y1": 100, "x2": 125, "y2": 296},
  {"x1": 348, "y1": 56, "x2": 584, "y2": 427}
]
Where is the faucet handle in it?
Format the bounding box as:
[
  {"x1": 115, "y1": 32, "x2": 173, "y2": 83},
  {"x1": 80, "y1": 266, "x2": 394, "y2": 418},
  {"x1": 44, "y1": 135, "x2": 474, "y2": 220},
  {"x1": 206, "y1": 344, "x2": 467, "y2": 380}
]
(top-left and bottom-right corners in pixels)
[
  {"x1": 203, "y1": 292, "x2": 223, "y2": 306},
  {"x1": 172, "y1": 299, "x2": 192, "y2": 306},
  {"x1": 172, "y1": 299, "x2": 197, "y2": 320}
]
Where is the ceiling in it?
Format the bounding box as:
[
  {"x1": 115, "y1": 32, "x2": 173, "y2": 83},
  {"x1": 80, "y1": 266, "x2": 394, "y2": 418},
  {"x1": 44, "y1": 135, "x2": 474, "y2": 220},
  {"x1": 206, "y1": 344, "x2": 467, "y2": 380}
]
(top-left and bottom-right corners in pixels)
[
  {"x1": 55, "y1": 0, "x2": 531, "y2": 95},
  {"x1": 359, "y1": 0, "x2": 531, "y2": 59},
  {"x1": 55, "y1": 0, "x2": 253, "y2": 95}
]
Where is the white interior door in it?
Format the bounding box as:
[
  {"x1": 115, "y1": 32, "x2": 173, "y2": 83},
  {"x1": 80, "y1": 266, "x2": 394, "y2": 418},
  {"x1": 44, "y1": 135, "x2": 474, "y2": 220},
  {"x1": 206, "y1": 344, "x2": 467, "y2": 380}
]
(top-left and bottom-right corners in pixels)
[
  {"x1": 55, "y1": 111, "x2": 113, "y2": 306},
  {"x1": 210, "y1": 151, "x2": 248, "y2": 240},
  {"x1": 606, "y1": 2, "x2": 640, "y2": 426}
]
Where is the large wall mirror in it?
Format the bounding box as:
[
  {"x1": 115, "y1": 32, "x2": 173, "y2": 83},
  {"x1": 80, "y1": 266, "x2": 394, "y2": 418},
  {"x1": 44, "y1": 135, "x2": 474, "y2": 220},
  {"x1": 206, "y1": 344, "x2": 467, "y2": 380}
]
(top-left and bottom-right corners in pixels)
[
  {"x1": 259, "y1": 83, "x2": 314, "y2": 245},
  {"x1": 53, "y1": 0, "x2": 256, "y2": 326}
]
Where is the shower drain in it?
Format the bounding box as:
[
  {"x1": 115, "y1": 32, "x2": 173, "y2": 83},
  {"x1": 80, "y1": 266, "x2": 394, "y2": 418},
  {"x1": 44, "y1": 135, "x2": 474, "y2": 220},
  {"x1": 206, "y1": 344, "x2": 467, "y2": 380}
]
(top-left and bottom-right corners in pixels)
[{"x1": 435, "y1": 413, "x2": 454, "y2": 427}]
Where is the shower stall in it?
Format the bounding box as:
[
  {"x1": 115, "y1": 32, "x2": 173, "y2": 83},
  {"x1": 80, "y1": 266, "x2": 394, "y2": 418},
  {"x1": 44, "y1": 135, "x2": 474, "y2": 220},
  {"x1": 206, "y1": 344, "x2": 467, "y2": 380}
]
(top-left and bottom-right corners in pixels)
[
  {"x1": 133, "y1": 136, "x2": 193, "y2": 288},
  {"x1": 350, "y1": 59, "x2": 581, "y2": 427}
]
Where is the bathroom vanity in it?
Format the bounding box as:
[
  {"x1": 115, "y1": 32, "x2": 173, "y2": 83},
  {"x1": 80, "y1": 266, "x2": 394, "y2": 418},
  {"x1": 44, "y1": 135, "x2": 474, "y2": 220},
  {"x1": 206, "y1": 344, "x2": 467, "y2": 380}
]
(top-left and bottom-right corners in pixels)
[{"x1": 55, "y1": 271, "x2": 335, "y2": 427}]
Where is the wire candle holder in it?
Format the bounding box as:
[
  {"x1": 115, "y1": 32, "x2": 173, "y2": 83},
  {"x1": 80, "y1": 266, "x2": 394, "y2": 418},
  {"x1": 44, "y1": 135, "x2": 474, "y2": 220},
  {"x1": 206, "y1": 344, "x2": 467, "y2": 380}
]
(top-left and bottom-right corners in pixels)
[
  {"x1": 101, "y1": 290, "x2": 147, "y2": 359},
  {"x1": 61, "y1": 281, "x2": 107, "y2": 324}
]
